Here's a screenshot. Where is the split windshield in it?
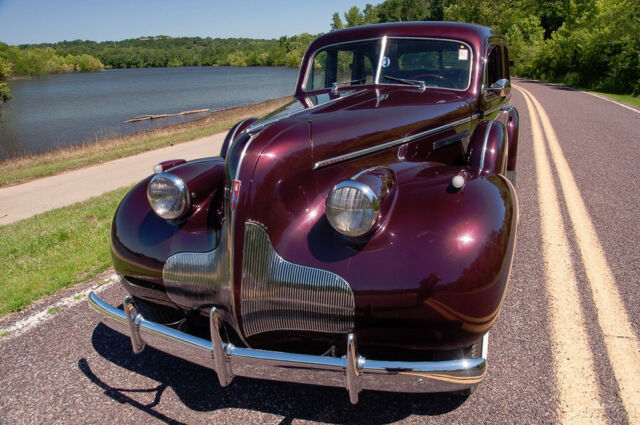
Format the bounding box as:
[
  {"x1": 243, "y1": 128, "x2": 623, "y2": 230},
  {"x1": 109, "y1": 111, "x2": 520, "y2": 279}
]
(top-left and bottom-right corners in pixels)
[{"x1": 305, "y1": 37, "x2": 472, "y2": 92}]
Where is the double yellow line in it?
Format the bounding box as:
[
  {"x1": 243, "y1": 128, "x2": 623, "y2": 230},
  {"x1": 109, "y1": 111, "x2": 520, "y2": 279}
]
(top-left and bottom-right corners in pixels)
[{"x1": 517, "y1": 85, "x2": 640, "y2": 424}]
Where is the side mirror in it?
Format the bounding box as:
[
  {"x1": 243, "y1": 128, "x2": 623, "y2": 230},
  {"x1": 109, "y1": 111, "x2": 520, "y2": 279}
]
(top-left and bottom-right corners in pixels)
[{"x1": 483, "y1": 78, "x2": 511, "y2": 98}]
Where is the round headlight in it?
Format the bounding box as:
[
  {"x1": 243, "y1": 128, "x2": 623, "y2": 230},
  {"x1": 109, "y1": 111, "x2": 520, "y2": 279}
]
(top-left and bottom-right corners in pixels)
[
  {"x1": 326, "y1": 180, "x2": 380, "y2": 237},
  {"x1": 147, "y1": 173, "x2": 190, "y2": 220}
]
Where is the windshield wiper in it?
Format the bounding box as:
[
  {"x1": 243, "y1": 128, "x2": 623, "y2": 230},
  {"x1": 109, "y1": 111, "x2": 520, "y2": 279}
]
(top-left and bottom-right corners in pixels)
[
  {"x1": 331, "y1": 79, "x2": 366, "y2": 95},
  {"x1": 383, "y1": 75, "x2": 426, "y2": 92}
]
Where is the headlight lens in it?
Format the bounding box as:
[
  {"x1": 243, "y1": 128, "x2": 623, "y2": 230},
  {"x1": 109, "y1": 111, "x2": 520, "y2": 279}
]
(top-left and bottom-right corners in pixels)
[
  {"x1": 147, "y1": 173, "x2": 190, "y2": 220},
  {"x1": 326, "y1": 180, "x2": 380, "y2": 237}
]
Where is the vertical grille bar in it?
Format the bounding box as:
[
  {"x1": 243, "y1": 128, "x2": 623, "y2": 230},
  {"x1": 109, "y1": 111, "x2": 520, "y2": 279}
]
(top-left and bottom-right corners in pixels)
[{"x1": 241, "y1": 222, "x2": 354, "y2": 337}]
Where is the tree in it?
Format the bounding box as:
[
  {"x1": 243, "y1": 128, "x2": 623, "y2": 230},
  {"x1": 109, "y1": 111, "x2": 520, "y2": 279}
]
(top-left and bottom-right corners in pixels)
[{"x1": 331, "y1": 12, "x2": 344, "y2": 30}]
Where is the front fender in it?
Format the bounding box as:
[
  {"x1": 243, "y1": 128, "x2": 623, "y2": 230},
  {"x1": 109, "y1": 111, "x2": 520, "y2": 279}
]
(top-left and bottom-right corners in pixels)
[
  {"x1": 467, "y1": 120, "x2": 508, "y2": 177},
  {"x1": 111, "y1": 158, "x2": 226, "y2": 302}
]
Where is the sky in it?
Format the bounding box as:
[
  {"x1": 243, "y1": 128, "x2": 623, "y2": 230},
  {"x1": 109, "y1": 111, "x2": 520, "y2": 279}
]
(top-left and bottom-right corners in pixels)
[{"x1": 0, "y1": 0, "x2": 383, "y2": 45}]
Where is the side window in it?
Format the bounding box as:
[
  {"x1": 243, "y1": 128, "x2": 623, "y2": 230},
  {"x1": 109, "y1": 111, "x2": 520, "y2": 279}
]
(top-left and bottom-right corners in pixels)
[
  {"x1": 336, "y1": 51, "x2": 354, "y2": 82},
  {"x1": 486, "y1": 45, "x2": 506, "y2": 87},
  {"x1": 305, "y1": 42, "x2": 376, "y2": 91}
]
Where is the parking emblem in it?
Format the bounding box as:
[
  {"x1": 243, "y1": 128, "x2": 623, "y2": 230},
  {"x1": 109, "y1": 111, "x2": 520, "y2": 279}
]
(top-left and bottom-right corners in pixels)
[{"x1": 232, "y1": 180, "x2": 241, "y2": 211}]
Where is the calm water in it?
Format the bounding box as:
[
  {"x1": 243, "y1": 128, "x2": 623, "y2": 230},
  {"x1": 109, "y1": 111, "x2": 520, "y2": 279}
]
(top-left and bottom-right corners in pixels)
[{"x1": 0, "y1": 67, "x2": 298, "y2": 160}]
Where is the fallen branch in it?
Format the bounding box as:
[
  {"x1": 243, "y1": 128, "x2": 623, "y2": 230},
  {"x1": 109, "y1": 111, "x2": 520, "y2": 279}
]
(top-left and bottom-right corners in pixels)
[{"x1": 124, "y1": 108, "x2": 210, "y2": 123}]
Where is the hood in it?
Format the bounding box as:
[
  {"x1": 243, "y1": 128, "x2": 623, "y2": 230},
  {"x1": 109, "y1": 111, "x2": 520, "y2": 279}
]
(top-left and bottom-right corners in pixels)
[{"x1": 249, "y1": 86, "x2": 471, "y2": 170}]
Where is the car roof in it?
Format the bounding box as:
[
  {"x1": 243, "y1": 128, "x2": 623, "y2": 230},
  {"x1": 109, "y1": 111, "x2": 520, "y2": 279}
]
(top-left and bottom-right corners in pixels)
[{"x1": 307, "y1": 21, "x2": 496, "y2": 53}]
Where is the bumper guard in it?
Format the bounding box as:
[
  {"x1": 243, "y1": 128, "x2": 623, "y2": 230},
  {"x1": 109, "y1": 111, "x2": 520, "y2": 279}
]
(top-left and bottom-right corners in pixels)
[{"x1": 89, "y1": 292, "x2": 487, "y2": 403}]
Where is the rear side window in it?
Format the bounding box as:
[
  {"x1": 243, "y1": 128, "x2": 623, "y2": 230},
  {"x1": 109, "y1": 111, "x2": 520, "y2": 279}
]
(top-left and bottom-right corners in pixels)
[{"x1": 486, "y1": 45, "x2": 506, "y2": 87}]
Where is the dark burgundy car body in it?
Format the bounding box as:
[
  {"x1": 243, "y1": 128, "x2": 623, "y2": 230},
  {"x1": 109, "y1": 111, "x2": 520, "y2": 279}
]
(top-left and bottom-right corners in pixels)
[{"x1": 92, "y1": 22, "x2": 519, "y2": 401}]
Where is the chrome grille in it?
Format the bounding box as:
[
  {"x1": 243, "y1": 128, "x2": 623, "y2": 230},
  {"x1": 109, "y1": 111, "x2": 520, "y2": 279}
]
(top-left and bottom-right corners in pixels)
[
  {"x1": 241, "y1": 221, "x2": 354, "y2": 337},
  {"x1": 163, "y1": 223, "x2": 231, "y2": 309}
]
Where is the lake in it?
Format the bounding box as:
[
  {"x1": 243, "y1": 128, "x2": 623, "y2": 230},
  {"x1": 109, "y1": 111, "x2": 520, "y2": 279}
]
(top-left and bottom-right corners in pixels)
[{"x1": 0, "y1": 66, "x2": 299, "y2": 161}]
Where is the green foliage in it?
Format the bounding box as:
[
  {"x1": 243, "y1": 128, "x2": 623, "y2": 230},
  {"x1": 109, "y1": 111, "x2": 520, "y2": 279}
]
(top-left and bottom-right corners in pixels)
[
  {"x1": 332, "y1": 0, "x2": 639, "y2": 95},
  {"x1": 21, "y1": 35, "x2": 320, "y2": 70},
  {"x1": 377, "y1": 0, "x2": 445, "y2": 22},
  {"x1": 0, "y1": 43, "x2": 12, "y2": 101}
]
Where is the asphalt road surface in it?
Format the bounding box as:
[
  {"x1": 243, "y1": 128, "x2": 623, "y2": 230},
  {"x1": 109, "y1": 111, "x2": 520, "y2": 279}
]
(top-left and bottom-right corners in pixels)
[{"x1": 1, "y1": 80, "x2": 639, "y2": 424}]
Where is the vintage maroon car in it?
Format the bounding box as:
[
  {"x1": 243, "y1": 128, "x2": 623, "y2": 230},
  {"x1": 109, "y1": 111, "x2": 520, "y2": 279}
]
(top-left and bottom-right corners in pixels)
[{"x1": 89, "y1": 22, "x2": 519, "y2": 403}]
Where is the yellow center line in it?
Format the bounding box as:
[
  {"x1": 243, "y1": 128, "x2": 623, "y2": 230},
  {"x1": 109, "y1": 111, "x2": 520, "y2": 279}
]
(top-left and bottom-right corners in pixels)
[
  {"x1": 518, "y1": 84, "x2": 640, "y2": 424},
  {"x1": 517, "y1": 86, "x2": 606, "y2": 424}
]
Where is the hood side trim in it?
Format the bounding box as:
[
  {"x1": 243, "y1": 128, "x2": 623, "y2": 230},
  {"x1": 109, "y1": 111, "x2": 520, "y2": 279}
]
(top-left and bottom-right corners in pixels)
[{"x1": 314, "y1": 113, "x2": 480, "y2": 170}]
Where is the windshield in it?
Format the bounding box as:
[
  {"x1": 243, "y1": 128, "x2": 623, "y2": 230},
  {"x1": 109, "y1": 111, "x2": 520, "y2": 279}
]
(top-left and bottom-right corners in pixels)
[{"x1": 304, "y1": 37, "x2": 472, "y2": 92}]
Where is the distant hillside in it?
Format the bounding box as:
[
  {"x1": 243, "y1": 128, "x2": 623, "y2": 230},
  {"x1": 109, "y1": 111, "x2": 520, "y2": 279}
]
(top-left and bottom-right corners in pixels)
[{"x1": 20, "y1": 34, "x2": 318, "y2": 69}]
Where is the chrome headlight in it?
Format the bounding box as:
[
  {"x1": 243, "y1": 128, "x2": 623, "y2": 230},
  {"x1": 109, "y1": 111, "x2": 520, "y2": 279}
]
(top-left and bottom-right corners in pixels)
[
  {"x1": 147, "y1": 172, "x2": 190, "y2": 220},
  {"x1": 325, "y1": 180, "x2": 380, "y2": 237}
]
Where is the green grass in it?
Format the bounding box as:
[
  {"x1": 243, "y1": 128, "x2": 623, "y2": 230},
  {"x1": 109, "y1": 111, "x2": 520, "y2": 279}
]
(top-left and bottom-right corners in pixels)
[
  {"x1": 0, "y1": 185, "x2": 131, "y2": 316},
  {"x1": 46, "y1": 306, "x2": 59, "y2": 315},
  {"x1": 0, "y1": 330, "x2": 9, "y2": 338},
  {"x1": 592, "y1": 92, "x2": 640, "y2": 109}
]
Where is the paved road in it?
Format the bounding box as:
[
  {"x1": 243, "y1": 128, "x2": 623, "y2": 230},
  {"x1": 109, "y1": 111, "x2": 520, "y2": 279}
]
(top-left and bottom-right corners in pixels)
[
  {"x1": 0, "y1": 132, "x2": 225, "y2": 225},
  {"x1": 1, "y1": 80, "x2": 639, "y2": 424}
]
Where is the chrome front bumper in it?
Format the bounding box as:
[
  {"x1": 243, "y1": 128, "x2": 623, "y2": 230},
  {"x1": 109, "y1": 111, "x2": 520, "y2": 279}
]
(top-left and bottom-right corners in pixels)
[{"x1": 88, "y1": 292, "x2": 487, "y2": 403}]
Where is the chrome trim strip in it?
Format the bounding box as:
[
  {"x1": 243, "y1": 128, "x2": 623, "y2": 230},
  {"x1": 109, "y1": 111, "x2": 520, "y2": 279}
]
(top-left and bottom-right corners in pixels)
[
  {"x1": 228, "y1": 117, "x2": 253, "y2": 144},
  {"x1": 433, "y1": 130, "x2": 471, "y2": 150},
  {"x1": 478, "y1": 120, "x2": 494, "y2": 175},
  {"x1": 89, "y1": 292, "x2": 488, "y2": 403},
  {"x1": 240, "y1": 222, "x2": 355, "y2": 337},
  {"x1": 374, "y1": 36, "x2": 387, "y2": 85},
  {"x1": 313, "y1": 115, "x2": 473, "y2": 169}
]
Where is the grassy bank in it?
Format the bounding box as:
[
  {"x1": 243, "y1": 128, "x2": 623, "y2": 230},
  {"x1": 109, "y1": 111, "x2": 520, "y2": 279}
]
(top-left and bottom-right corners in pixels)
[
  {"x1": 0, "y1": 96, "x2": 291, "y2": 187},
  {"x1": 592, "y1": 92, "x2": 640, "y2": 109},
  {"x1": 0, "y1": 186, "x2": 131, "y2": 316}
]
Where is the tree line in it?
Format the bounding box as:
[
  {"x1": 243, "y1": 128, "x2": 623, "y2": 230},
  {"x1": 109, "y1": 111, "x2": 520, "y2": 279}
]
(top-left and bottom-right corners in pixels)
[
  {"x1": 331, "y1": 0, "x2": 639, "y2": 95},
  {"x1": 0, "y1": 34, "x2": 318, "y2": 102},
  {"x1": 0, "y1": 42, "x2": 105, "y2": 101},
  {"x1": 1, "y1": 0, "x2": 637, "y2": 103}
]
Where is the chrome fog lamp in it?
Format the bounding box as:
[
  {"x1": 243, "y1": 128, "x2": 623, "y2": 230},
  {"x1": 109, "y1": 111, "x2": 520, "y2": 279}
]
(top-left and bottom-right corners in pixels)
[
  {"x1": 326, "y1": 181, "x2": 380, "y2": 237},
  {"x1": 147, "y1": 173, "x2": 190, "y2": 220}
]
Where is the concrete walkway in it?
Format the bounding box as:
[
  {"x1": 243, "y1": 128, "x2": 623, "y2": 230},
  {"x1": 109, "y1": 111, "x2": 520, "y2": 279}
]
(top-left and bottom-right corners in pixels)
[{"x1": 0, "y1": 132, "x2": 225, "y2": 226}]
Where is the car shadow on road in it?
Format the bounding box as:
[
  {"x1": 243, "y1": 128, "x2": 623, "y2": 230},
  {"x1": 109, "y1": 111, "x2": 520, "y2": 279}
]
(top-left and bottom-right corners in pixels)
[{"x1": 82, "y1": 323, "x2": 468, "y2": 424}]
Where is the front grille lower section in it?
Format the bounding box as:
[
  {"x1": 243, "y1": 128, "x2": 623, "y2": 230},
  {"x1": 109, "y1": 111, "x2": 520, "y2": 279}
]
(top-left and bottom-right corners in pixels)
[
  {"x1": 163, "y1": 223, "x2": 231, "y2": 310},
  {"x1": 241, "y1": 221, "x2": 355, "y2": 337}
]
